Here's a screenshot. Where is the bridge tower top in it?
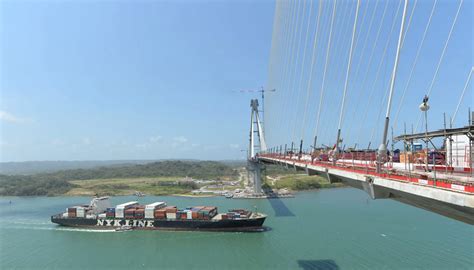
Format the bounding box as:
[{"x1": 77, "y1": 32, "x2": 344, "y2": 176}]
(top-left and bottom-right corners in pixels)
[{"x1": 249, "y1": 99, "x2": 267, "y2": 159}]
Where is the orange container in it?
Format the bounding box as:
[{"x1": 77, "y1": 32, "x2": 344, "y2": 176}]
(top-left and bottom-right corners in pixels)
[
  {"x1": 164, "y1": 206, "x2": 177, "y2": 213},
  {"x1": 400, "y1": 152, "x2": 414, "y2": 163}
]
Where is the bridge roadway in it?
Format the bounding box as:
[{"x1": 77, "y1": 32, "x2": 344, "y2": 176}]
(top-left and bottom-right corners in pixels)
[{"x1": 259, "y1": 154, "x2": 474, "y2": 225}]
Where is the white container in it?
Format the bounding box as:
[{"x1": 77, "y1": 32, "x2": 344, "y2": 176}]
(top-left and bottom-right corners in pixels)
[
  {"x1": 144, "y1": 202, "x2": 166, "y2": 219},
  {"x1": 115, "y1": 201, "x2": 138, "y2": 218},
  {"x1": 145, "y1": 202, "x2": 166, "y2": 210},
  {"x1": 62, "y1": 212, "x2": 69, "y2": 218},
  {"x1": 166, "y1": 213, "x2": 176, "y2": 219},
  {"x1": 185, "y1": 210, "x2": 192, "y2": 220},
  {"x1": 98, "y1": 213, "x2": 106, "y2": 218},
  {"x1": 115, "y1": 209, "x2": 124, "y2": 219},
  {"x1": 76, "y1": 207, "x2": 86, "y2": 218},
  {"x1": 144, "y1": 210, "x2": 154, "y2": 219},
  {"x1": 446, "y1": 135, "x2": 474, "y2": 168},
  {"x1": 116, "y1": 201, "x2": 139, "y2": 209}
]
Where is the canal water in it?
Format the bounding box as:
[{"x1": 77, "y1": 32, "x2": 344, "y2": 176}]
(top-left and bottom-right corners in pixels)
[{"x1": 0, "y1": 188, "x2": 472, "y2": 270}]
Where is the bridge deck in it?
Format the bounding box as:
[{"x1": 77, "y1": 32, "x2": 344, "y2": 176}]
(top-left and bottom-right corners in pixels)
[
  {"x1": 259, "y1": 154, "x2": 474, "y2": 224},
  {"x1": 260, "y1": 154, "x2": 474, "y2": 194}
]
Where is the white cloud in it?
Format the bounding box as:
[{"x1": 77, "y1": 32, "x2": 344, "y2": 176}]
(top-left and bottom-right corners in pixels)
[
  {"x1": 170, "y1": 136, "x2": 189, "y2": 149},
  {"x1": 149, "y1": 136, "x2": 163, "y2": 143},
  {"x1": 173, "y1": 136, "x2": 188, "y2": 143},
  {"x1": 0, "y1": 111, "x2": 28, "y2": 123}
]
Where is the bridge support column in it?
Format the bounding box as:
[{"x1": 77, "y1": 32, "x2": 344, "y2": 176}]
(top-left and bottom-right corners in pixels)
[
  {"x1": 248, "y1": 160, "x2": 263, "y2": 194},
  {"x1": 362, "y1": 176, "x2": 391, "y2": 200},
  {"x1": 325, "y1": 168, "x2": 333, "y2": 184}
]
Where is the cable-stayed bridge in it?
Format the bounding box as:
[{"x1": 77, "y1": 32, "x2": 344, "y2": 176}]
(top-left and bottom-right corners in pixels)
[{"x1": 245, "y1": 0, "x2": 473, "y2": 224}]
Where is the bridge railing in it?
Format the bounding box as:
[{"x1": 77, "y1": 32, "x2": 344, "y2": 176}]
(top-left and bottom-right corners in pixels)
[{"x1": 258, "y1": 152, "x2": 474, "y2": 194}]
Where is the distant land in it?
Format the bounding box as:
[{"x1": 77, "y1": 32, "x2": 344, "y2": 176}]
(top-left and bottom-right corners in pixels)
[
  {"x1": 0, "y1": 160, "x2": 246, "y2": 175},
  {"x1": 0, "y1": 160, "x2": 239, "y2": 196},
  {"x1": 0, "y1": 159, "x2": 339, "y2": 197}
]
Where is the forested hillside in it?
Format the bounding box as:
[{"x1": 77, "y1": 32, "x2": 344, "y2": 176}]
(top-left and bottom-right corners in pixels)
[{"x1": 0, "y1": 161, "x2": 238, "y2": 196}]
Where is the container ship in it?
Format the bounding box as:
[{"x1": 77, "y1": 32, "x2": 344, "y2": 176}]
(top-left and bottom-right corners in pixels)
[{"x1": 51, "y1": 197, "x2": 267, "y2": 232}]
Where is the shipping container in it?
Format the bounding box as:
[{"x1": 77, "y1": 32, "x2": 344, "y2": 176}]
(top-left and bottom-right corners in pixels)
[
  {"x1": 66, "y1": 205, "x2": 86, "y2": 213},
  {"x1": 145, "y1": 202, "x2": 166, "y2": 219},
  {"x1": 400, "y1": 152, "x2": 415, "y2": 163},
  {"x1": 145, "y1": 202, "x2": 166, "y2": 209},
  {"x1": 191, "y1": 206, "x2": 205, "y2": 211},
  {"x1": 154, "y1": 208, "x2": 166, "y2": 219},
  {"x1": 164, "y1": 206, "x2": 178, "y2": 213},
  {"x1": 76, "y1": 207, "x2": 86, "y2": 218},
  {"x1": 412, "y1": 143, "x2": 423, "y2": 151},
  {"x1": 446, "y1": 135, "x2": 474, "y2": 168},
  {"x1": 124, "y1": 208, "x2": 136, "y2": 218},
  {"x1": 115, "y1": 201, "x2": 138, "y2": 218},
  {"x1": 185, "y1": 210, "x2": 192, "y2": 220},
  {"x1": 67, "y1": 208, "x2": 77, "y2": 214},
  {"x1": 166, "y1": 212, "x2": 177, "y2": 219},
  {"x1": 135, "y1": 208, "x2": 145, "y2": 219}
]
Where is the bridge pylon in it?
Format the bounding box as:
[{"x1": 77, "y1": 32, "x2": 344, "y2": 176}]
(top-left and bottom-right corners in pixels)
[{"x1": 247, "y1": 99, "x2": 267, "y2": 195}]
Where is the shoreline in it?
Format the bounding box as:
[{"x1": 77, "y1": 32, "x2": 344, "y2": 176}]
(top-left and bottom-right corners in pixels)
[
  {"x1": 0, "y1": 187, "x2": 347, "y2": 198},
  {"x1": 172, "y1": 194, "x2": 218, "y2": 198}
]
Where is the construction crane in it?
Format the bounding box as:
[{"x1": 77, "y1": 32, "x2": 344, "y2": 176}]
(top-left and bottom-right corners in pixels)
[{"x1": 233, "y1": 87, "x2": 276, "y2": 125}]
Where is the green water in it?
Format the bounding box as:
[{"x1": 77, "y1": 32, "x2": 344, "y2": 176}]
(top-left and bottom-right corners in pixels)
[{"x1": 0, "y1": 188, "x2": 472, "y2": 270}]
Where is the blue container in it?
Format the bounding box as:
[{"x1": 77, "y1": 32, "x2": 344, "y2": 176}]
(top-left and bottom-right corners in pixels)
[{"x1": 412, "y1": 143, "x2": 422, "y2": 151}]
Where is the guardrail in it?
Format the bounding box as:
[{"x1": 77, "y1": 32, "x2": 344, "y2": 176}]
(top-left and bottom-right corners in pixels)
[{"x1": 259, "y1": 154, "x2": 474, "y2": 194}]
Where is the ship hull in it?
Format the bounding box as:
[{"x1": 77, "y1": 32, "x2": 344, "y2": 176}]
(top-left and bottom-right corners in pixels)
[{"x1": 51, "y1": 215, "x2": 267, "y2": 232}]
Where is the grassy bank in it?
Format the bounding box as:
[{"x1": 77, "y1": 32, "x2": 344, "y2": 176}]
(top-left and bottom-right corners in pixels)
[
  {"x1": 265, "y1": 174, "x2": 344, "y2": 191},
  {"x1": 66, "y1": 177, "x2": 197, "y2": 196},
  {"x1": 263, "y1": 164, "x2": 345, "y2": 191}
]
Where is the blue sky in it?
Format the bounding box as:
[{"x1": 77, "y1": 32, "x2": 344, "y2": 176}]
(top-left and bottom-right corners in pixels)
[
  {"x1": 0, "y1": 0, "x2": 472, "y2": 162},
  {"x1": 0, "y1": 0, "x2": 275, "y2": 162}
]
